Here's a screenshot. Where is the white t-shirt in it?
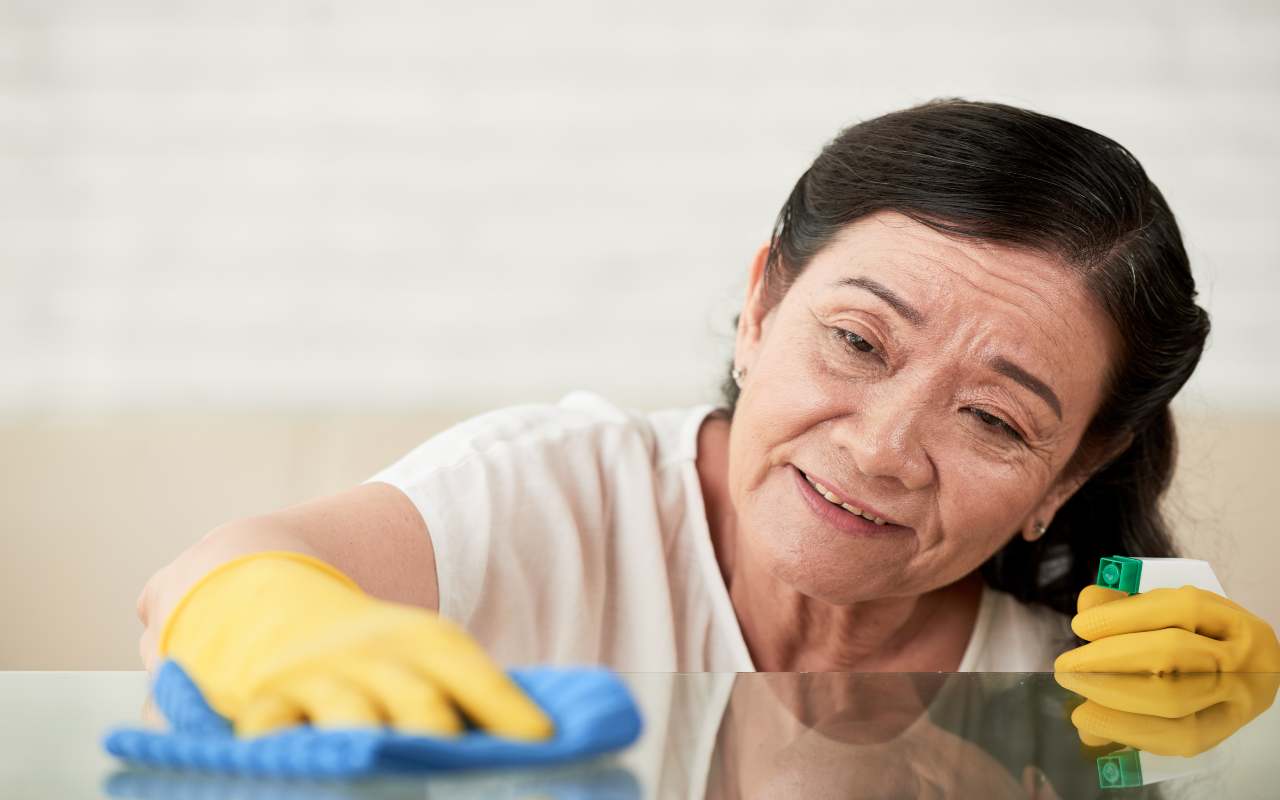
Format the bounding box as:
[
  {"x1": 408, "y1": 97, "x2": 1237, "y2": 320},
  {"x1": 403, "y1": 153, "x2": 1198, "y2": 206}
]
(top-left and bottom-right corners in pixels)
[{"x1": 364, "y1": 390, "x2": 1074, "y2": 672}]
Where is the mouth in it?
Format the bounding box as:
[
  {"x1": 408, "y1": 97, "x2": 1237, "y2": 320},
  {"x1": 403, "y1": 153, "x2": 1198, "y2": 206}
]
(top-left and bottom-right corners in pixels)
[{"x1": 792, "y1": 465, "x2": 910, "y2": 535}]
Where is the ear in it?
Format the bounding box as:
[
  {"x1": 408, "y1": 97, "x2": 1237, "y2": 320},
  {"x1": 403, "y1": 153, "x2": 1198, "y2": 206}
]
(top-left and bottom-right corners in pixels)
[
  {"x1": 1019, "y1": 431, "x2": 1134, "y2": 542},
  {"x1": 1019, "y1": 472, "x2": 1090, "y2": 543},
  {"x1": 733, "y1": 242, "x2": 772, "y2": 367}
]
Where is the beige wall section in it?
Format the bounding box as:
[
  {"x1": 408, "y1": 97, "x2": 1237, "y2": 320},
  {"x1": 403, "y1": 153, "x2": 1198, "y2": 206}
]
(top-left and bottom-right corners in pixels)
[
  {"x1": 0, "y1": 410, "x2": 466, "y2": 670},
  {"x1": 2, "y1": 409, "x2": 1277, "y2": 670}
]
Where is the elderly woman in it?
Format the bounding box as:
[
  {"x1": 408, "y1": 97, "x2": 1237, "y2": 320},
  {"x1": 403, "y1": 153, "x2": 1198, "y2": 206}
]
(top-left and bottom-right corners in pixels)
[{"x1": 136, "y1": 99, "x2": 1279, "y2": 739}]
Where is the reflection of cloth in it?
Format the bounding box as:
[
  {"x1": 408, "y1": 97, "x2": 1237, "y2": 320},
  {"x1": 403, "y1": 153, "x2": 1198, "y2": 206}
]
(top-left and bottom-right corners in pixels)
[
  {"x1": 103, "y1": 660, "x2": 642, "y2": 778},
  {"x1": 105, "y1": 763, "x2": 642, "y2": 800},
  {"x1": 366, "y1": 389, "x2": 1073, "y2": 672}
]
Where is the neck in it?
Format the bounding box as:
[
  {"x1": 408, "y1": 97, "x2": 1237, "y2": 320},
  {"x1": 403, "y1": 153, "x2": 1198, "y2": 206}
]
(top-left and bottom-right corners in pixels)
[{"x1": 728, "y1": 564, "x2": 981, "y2": 672}]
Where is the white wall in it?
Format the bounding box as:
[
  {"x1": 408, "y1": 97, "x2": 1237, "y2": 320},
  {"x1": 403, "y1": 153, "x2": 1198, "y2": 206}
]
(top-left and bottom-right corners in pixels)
[
  {"x1": 2, "y1": 0, "x2": 1278, "y2": 412},
  {"x1": 2, "y1": 1, "x2": 1279, "y2": 670}
]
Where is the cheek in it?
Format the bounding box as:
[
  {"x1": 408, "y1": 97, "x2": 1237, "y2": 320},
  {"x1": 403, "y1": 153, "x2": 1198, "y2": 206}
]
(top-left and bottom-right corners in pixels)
[
  {"x1": 741, "y1": 346, "x2": 859, "y2": 451},
  {"x1": 936, "y1": 458, "x2": 1045, "y2": 543},
  {"x1": 728, "y1": 462, "x2": 847, "y2": 589}
]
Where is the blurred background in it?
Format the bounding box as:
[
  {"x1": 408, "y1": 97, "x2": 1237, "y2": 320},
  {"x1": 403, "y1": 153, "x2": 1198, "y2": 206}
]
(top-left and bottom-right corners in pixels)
[{"x1": 2, "y1": 0, "x2": 1277, "y2": 669}]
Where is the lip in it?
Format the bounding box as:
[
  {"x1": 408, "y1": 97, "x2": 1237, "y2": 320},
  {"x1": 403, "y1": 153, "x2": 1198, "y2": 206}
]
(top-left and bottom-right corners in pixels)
[
  {"x1": 797, "y1": 467, "x2": 899, "y2": 524},
  {"x1": 791, "y1": 465, "x2": 911, "y2": 536}
]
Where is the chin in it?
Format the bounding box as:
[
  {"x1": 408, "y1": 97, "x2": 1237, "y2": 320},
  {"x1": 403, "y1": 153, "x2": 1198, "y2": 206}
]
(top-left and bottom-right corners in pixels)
[
  {"x1": 744, "y1": 506, "x2": 914, "y2": 602},
  {"x1": 764, "y1": 548, "x2": 898, "y2": 605}
]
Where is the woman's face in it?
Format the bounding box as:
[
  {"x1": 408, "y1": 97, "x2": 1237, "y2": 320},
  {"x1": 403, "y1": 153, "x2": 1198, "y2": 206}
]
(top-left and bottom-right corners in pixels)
[{"x1": 728, "y1": 211, "x2": 1118, "y2": 602}]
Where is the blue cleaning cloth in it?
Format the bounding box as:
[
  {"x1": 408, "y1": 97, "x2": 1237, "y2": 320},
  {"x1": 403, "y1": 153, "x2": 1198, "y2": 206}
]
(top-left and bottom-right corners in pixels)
[{"x1": 103, "y1": 659, "x2": 643, "y2": 778}]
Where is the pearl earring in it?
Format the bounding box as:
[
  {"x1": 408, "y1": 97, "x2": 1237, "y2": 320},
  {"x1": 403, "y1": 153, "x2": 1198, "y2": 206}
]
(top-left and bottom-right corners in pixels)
[
  {"x1": 732, "y1": 365, "x2": 746, "y2": 388},
  {"x1": 1030, "y1": 520, "x2": 1048, "y2": 540}
]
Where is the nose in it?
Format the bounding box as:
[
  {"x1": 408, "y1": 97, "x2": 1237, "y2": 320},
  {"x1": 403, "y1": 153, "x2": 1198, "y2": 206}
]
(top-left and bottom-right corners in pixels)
[{"x1": 833, "y1": 385, "x2": 935, "y2": 492}]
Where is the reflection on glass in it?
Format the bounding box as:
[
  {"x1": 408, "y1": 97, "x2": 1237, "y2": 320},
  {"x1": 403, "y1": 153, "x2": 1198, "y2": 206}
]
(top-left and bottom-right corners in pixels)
[
  {"x1": 699, "y1": 673, "x2": 1078, "y2": 799},
  {"x1": 1056, "y1": 672, "x2": 1280, "y2": 790},
  {"x1": 98, "y1": 673, "x2": 1278, "y2": 799},
  {"x1": 103, "y1": 760, "x2": 639, "y2": 800},
  {"x1": 680, "y1": 672, "x2": 1276, "y2": 798}
]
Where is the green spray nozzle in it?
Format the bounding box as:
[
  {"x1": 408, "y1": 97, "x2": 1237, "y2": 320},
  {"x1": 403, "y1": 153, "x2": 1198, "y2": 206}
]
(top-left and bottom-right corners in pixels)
[
  {"x1": 1097, "y1": 749, "x2": 1143, "y2": 789},
  {"x1": 1096, "y1": 556, "x2": 1142, "y2": 595}
]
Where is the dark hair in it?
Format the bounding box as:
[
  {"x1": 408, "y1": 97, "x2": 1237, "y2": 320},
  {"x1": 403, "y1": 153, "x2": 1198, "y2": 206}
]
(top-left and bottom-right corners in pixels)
[{"x1": 719, "y1": 98, "x2": 1210, "y2": 616}]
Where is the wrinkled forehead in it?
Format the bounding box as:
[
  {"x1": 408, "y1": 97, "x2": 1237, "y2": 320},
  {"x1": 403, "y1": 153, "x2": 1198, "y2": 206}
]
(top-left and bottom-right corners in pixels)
[
  {"x1": 808, "y1": 214, "x2": 1096, "y2": 325},
  {"x1": 816, "y1": 213, "x2": 1072, "y2": 294}
]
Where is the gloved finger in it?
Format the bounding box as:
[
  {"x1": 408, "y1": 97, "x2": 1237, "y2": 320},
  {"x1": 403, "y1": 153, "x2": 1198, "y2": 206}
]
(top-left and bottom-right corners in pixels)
[
  {"x1": 330, "y1": 656, "x2": 464, "y2": 737},
  {"x1": 1054, "y1": 627, "x2": 1226, "y2": 673},
  {"x1": 1077, "y1": 585, "x2": 1128, "y2": 614},
  {"x1": 1072, "y1": 586, "x2": 1246, "y2": 642},
  {"x1": 1054, "y1": 672, "x2": 1227, "y2": 719},
  {"x1": 1077, "y1": 729, "x2": 1113, "y2": 748},
  {"x1": 1238, "y1": 673, "x2": 1280, "y2": 714},
  {"x1": 236, "y1": 691, "x2": 306, "y2": 738},
  {"x1": 1071, "y1": 699, "x2": 1238, "y2": 757},
  {"x1": 276, "y1": 672, "x2": 383, "y2": 730},
  {"x1": 406, "y1": 619, "x2": 554, "y2": 740}
]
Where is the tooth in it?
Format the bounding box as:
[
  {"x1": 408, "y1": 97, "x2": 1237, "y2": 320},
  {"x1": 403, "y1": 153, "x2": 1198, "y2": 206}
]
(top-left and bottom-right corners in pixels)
[{"x1": 805, "y1": 474, "x2": 881, "y2": 519}]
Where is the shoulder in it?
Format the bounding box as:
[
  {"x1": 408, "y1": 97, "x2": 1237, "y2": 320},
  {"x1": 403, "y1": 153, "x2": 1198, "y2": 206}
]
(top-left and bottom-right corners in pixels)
[
  {"x1": 367, "y1": 391, "x2": 670, "y2": 486},
  {"x1": 363, "y1": 389, "x2": 722, "y2": 534},
  {"x1": 359, "y1": 392, "x2": 688, "y2": 628},
  {"x1": 969, "y1": 586, "x2": 1075, "y2": 672}
]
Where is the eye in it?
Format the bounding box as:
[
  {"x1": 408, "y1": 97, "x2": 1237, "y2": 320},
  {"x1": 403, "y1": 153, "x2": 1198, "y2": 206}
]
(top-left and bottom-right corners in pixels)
[
  {"x1": 968, "y1": 408, "x2": 1025, "y2": 443},
  {"x1": 830, "y1": 325, "x2": 1026, "y2": 444},
  {"x1": 837, "y1": 328, "x2": 876, "y2": 354}
]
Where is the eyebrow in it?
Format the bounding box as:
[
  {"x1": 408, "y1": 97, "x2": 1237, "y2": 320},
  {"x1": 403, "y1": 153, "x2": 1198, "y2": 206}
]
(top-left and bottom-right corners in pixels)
[
  {"x1": 831, "y1": 275, "x2": 1063, "y2": 421},
  {"x1": 831, "y1": 276, "x2": 925, "y2": 326},
  {"x1": 990, "y1": 356, "x2": 1063, "y2": 420}
]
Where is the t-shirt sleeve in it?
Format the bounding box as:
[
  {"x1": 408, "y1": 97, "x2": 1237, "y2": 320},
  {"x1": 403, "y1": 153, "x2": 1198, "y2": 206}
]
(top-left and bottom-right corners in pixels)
[
  {"x1": 976, "y1": 590, "x2": 1076, "y2": 671},
  {"x1": 361, "y1": 391, "x2": 658, "y2": 664}
]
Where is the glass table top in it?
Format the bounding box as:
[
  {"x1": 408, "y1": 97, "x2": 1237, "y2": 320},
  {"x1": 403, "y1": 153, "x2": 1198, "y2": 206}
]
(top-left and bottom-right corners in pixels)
[{"x1": 1, "y1": 670, "x2": 1276, "y2": 798}]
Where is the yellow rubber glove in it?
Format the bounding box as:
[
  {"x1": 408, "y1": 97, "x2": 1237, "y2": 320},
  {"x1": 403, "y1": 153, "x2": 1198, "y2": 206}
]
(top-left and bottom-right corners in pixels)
[
  {"x1": 1055, "y1": 672, "x2": 1280, "y2": 756},
  {"x1": 1054, "y1": 584, "x2": 1280, "y2": 673},
  {"x1": 158, "y1": 550, "x2": 555, "y2": 740}
]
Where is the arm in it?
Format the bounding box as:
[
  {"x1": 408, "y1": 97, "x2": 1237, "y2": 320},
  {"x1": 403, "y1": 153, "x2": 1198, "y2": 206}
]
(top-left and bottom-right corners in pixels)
[
  {"x1": 134, "y1": 481, "x2": 552, "y2": 740},
  {"x1": 136, "y1": 481, "x2": 438, "y2": 673}
]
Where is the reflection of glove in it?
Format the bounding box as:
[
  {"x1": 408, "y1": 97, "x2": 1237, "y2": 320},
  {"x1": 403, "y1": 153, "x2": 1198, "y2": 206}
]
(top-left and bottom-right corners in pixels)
[
  {"x1": 1054, "y1": 672, "x2": 1280, "y2": 756},
  {"x1": 158, "y1": 551, "x2": 553, "y2": 739},
  {"x1": 1053, "y1": 584, "x2": 1280, "y2": 673}
]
